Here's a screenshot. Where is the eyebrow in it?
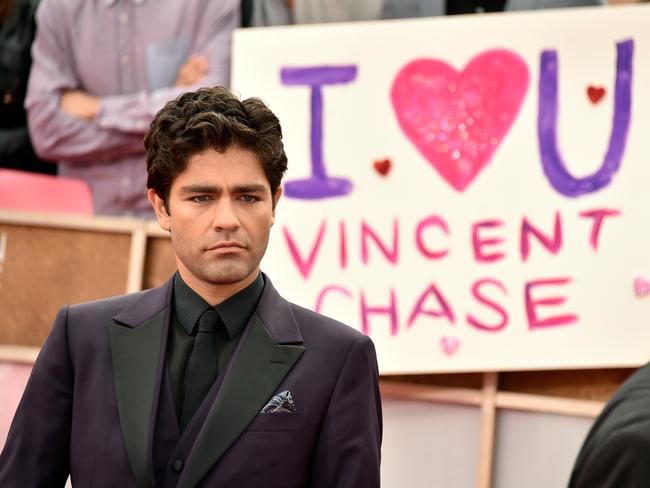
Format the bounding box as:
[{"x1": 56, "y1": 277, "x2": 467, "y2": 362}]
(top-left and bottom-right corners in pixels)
[
  {"x1": 179, "y1": 183, "x2": 269, "y2": 194},
  {"x1": 179, "y1": 184, "x2": 218, "y2": 194}
]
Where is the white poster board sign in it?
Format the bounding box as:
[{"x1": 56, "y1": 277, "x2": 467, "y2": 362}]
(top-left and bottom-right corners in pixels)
[{"x1": 232, "y1": 5, "x2": 650, "y2": 373}]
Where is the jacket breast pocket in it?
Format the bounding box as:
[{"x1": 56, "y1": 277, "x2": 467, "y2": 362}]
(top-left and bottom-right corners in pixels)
[
  {"x1": 246, "y1": 410, "x2": 309, "y2": 432},
  {"x1": 146, "y1": 35, "x2": 191, "y2": 90}
]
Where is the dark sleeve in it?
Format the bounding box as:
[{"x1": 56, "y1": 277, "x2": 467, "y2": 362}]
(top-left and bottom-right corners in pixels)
[
  {"x1": 570, "y1": 429, "x2": 650, "y2": 488},
  {"x1": 309, "y1": 334, "x2": 383, "y2": 488},
  {"x1": 0, "y1": 127, "x2": 33, "y2": 163},
  {"x1": 0, "y1": 306, "x2": 73, "y2": 487},
  {"x1": 0, "y1": 0, "x2": 51, "y2": 169}
]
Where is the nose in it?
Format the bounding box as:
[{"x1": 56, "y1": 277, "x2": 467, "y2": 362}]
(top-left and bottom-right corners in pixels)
[{"x1": 211, "y1": 199, "x2": 240, "y2": 232}]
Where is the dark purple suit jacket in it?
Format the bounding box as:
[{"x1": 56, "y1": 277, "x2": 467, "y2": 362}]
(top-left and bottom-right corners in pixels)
[{"x1": 0, "y1": 274, "x2": 382, "y2": 487}]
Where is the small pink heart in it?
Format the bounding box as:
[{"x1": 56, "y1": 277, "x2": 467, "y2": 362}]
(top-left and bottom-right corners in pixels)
[
  {"x1": 391, "y1": 50, "x2": 529, "y2": 192},
  {"x1": 634, "y1": 277, "x2": 650, "y2": 297},
  {"x1": 440, "y1": 336, "x2": 460, "y2": 356}
]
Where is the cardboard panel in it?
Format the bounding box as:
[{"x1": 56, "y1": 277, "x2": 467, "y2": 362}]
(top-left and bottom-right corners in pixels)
[
  {"x1": 0, "y1": 224, "x2": 130, "y2": 346},
  {"x1": 143, "y1": 235, "x2": 176, "y2": 290}
]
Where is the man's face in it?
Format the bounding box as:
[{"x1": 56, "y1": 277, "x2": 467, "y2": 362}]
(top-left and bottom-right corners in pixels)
[{"x1": 149, "y1": 146, "x2": 280, "y2": 291}]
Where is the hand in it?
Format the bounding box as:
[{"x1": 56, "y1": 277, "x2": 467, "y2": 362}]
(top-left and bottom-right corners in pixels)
[
  {"x1": 59, "y1": 90, "x2": 100, "y2": 121},
  {"x1": 176, "y1": 55, "x2": 209, "y2": 87}
]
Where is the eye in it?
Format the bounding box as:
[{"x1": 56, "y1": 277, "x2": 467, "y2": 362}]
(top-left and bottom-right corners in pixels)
[
  {"x1": 190, "y1": 195, "x2": 211, "y2": 204},
  {"x1": 239, "y1": 195, "x2": 259, "y2": 204}
]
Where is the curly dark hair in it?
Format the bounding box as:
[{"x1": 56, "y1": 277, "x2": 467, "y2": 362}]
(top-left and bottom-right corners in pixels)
[{"x1": 144, "y1": 86, "x2": 288, "y2": 208}]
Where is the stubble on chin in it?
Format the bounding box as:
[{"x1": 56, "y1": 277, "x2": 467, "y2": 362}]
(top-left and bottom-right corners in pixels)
[{"x1": 196, "y1": 259, "x2": 256, "y2": 285}]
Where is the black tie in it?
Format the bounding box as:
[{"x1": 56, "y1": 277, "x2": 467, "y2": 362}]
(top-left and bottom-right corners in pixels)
[{"x1": 180, "y1": 308, "x2": 221, "y2": 430}]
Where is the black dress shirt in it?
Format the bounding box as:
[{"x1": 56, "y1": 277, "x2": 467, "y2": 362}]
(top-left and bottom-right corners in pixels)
[{"x1": 167, "y1": 272, "x2": 264, "y2": 427}]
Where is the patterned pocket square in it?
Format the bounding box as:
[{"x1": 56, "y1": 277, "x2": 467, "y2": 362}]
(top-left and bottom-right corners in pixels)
[{"x1": 261, "y1": 390, "x2": 296, "y2": 413}]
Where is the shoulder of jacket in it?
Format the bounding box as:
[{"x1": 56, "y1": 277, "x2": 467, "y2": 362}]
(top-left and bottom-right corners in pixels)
[
  {"x1": 288, "y1": 301, "x2": 367, "y2": 344},
  {"x1": 67, "y1": 289, "x2": 149, "y2": 318}
]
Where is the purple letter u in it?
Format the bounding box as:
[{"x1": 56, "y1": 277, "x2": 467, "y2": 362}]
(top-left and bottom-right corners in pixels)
[{"x1": 538, "y1": 39, "x2": 633, "y2": 197}]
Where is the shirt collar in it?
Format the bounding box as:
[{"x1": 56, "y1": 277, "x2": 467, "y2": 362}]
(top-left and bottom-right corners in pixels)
[
  {"x1": 104, "y1": 0, "x2": 146, "y2": 7},
  {"x1": 173, "y1": 272, "x2": 264, "y2": 340}
]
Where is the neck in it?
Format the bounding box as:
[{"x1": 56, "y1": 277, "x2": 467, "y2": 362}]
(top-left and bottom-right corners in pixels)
[{"x1": 177, "y1": 267, "x2": 260, "y2": 306}]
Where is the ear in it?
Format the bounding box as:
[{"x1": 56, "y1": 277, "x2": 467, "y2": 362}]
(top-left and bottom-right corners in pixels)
[
  {"x1": 148, "y1": 189, "x2": 171, "y2": 231},
  {"x1": 270, "y1": 187, "x2": 282, "y2": 226}
]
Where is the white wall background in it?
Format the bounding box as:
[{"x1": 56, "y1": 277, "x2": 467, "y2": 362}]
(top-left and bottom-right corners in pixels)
[
  {"x1": 381, "y1": 399, "x2": 481, "y2": 487},
  {"x1": 493, "y1": 410, "x2": 593, "y2": 488}
]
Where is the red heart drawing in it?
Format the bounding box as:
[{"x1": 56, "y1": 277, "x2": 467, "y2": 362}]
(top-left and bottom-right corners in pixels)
[
  {"x1": 587, "y1": 85, "x2": 606, "y2": 104},
  {"x1": 634, "y1": 277, "x2": 650, "y2": 297},
  {"x1": 373, "y1": 158, "x2": 392, "y2": 176},
  {"x1": 440, "y1": 336, "x2": 460, "y2": 356},
  {"x1": 391, "y1": 50, "x2": 529, "y2": 191}
]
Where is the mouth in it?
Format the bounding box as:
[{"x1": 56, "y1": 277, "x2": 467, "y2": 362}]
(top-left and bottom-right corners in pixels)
[{"x1": 206, "y1": 242, "x2": 246, "y2": 252}]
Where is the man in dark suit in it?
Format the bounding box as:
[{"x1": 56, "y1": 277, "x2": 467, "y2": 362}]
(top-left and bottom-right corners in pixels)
[
  {"x1": 0, "y1": 86, "x2": 382, "y2": 487},
  {"x1": 568, "y1": 363, "x2": 650, "y2": 487}
]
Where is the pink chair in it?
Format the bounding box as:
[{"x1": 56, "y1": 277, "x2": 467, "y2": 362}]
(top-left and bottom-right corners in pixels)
[{"x1": 0, "y1": 169, "x2": 93, "y2": 215}]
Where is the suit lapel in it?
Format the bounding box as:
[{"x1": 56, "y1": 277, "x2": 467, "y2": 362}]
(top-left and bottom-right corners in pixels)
[
  {"x1": 108, "y1": 278, "x2": 174, "y2": 488},
  {"x1": 178, "y1": 278, "x2": 305, "y2": 488}
]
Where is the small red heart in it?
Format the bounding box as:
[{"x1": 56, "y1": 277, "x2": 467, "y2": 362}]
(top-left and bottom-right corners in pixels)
[
  {"x1": 373, "y1": 158, "x2": 391, "y2": 176},
  {"x1": 587, "y1": 86, "x2": 606, "y2": 104}
]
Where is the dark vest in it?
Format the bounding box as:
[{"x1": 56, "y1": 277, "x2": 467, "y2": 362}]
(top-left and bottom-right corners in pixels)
[{"x1": 152, "y1": 365, "x2": 229, "y2": 487}]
